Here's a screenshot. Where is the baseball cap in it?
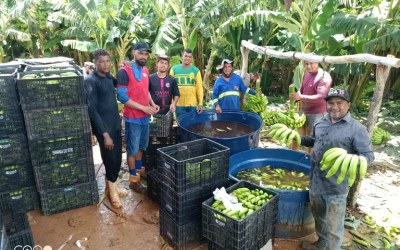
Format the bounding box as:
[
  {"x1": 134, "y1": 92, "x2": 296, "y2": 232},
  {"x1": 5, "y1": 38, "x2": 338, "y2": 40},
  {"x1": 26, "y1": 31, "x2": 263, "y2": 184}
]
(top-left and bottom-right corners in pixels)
[
  {"x1": 133, "y1": 42, "x2": 151, "y2": 52},
  {"x1": 217, "y1": 59, "x2": 234, "y2": 72},
  {"x1": 325, "y1": 88, "x2": 350, "y2": 102},
  {"x1": 156, "y1": 54, "x2": 170, "y2": 62}
]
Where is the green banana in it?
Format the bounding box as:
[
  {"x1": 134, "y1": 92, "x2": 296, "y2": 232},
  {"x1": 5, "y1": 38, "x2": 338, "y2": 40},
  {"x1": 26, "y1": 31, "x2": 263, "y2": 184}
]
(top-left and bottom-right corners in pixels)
[
  {"x1": 326, "y1": 153, "x2": 347, "y2": 178},
  {"x1": 270, "y1": 123, "x2": 287, "y2": 130},
  {"x1": 347, "y1": 154, "x2": 359, "y2": 187},
  {"x1": 272, "y1": 127, "x2": 288, "y2": 140},
  {"x1": 336, "y1": 154, "x2": 352, "y2": 184},
  {"x1": 358, "y1": 155, "x2": 368, "y2": 179},
  {"x1": 321, "y1": 147, "x2": 342, "y2": 163},
  {"x1": 279, "y1": 129, "x2": 292, "y2": 144},
  {"x1": 324, "y1": 148, "x2": 348, "y2": 163},
  {"x1": 285, "y1": 130, "x2": 297, "y2": 147}
]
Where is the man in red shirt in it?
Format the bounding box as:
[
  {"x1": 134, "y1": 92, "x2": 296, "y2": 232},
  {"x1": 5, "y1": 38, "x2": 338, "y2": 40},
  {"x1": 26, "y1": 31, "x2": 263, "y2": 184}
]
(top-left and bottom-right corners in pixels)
[
  {"x1": 117, "y1": 42, "x2": 160, "y2": 193},
  {"x1": 289, "y1": 62, "x2": 332, "y2": 135}
]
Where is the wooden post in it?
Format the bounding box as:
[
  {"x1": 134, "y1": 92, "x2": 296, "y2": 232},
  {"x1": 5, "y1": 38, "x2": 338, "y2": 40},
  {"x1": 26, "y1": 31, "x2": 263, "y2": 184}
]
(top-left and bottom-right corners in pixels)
[
  {"x1": 348, "y1": 56, "x2": 393, "y2": 208},
  {"x1": 240, "y1": 39, "x2": 252, "y2": 79},
  {"x1": 366, "y1": 59, "x2": 392, "y2": 136}
]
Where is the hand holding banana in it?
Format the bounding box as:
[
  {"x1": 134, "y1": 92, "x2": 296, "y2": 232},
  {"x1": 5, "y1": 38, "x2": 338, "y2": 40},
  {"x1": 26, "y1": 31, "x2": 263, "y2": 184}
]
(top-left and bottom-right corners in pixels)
[
  {"x1": 320, "y1": 147, "x2": 368, "y2": 186},
  {"x1": 267, "y1": 123, "x2": 301, "y2": 147}
]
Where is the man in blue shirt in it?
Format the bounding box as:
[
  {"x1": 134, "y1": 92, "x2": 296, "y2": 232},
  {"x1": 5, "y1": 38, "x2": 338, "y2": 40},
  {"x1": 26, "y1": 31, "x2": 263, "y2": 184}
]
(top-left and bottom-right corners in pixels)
[
  {"x1": 212, "y1": 59, "x2": 256, "y2": 113},
  {"x1": 301, "y1": 88, "x2": 374, "y2": 250}
]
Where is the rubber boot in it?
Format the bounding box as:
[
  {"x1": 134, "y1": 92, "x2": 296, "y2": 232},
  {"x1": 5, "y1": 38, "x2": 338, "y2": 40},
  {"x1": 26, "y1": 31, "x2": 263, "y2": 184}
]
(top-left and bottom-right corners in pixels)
[
  {"x1": 136, "y1": 167, "x2": 147, "y2": 179},
  {"x1": 105, "y1": 178, "x2": 128, "y2": 197},
  {"x1": 129, "y1": 174, "x2": 147, "y2": 194},
  {"x1": 107, "y1": 180, "x2": 122, "y2": 209}
]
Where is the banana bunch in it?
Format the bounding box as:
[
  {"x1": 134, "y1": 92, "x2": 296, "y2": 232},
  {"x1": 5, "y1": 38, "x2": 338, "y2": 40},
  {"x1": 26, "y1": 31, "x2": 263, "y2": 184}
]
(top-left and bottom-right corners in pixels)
[
  {"x1": 267, "y1": 123, "x2": 301, "y2": 147},
  {"x1": 372, "y1": 126, "x2": 392, "y2": 145},
  {"x1": 243, "y1": 93, "x2": 268, "y2": 114},
  {"x1": 274, "y1": 112, "x2": 306, "y2": 129},
  {"x1": 320, "y1": 147, "x2": 368, "y2": 187},
  {"x1": 211, "y1": 187, "x2": 274, "y2": 221}
]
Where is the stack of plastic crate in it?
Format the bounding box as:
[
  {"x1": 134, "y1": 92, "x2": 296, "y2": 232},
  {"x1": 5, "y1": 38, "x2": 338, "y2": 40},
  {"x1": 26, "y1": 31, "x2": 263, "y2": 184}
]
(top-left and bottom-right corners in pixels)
[
  {"x1": 16, "y1": 61, "x2": 99, "y2": 216},
  {"x1": 145, "y1": 110, "x2": 177, "y2": 202},
  {"x1": 157, "y1": 138, "x2": 230, "y2": 249},
  {"x1": 0, "y1": 63, "x2": 39, "y2": 249}
]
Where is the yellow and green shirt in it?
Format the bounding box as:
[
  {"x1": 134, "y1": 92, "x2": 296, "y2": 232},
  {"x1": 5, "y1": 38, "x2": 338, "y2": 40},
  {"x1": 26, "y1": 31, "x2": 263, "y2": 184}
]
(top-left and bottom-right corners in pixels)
[{"x1": 170, "y1": 64, "x2": 203, "y2": 107}]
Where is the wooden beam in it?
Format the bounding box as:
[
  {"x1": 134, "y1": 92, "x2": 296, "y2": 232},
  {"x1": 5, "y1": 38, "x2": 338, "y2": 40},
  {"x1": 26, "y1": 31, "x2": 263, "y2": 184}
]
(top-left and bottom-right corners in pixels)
[
  {"x1": 240, "y1": 40, "x2": 251, "y2": 79},
  {"x1": 241, "y1": 40, "x2": 400, "y2": 68}
]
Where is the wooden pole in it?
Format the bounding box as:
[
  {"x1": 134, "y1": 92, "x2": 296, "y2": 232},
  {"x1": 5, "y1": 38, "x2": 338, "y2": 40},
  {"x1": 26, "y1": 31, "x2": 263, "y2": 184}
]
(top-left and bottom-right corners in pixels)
[
  {"x1": 240, "y1": 39, "x2": 252, "y2": 79},
  {"x1": 367, "y1": 59, "x2": 392, "y2": 136},
  {"x1": 241, "y1": 40, "x2": 400, "y2": 68}
]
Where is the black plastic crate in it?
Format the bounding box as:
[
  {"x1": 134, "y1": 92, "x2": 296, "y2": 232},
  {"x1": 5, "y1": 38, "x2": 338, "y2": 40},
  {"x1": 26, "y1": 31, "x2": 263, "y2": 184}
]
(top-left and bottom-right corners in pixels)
[
  {"x1": 0, "y1": 108, "x2": 25, "y2": 136},
  {"x1": 23, "y1": 105, "x2": 91, "y2": 140},
  {"x1": 202, "y1": 181, "x2": 278, "y2": 250},
  {"x1": 24, "y1": 63, "x2": 81, "y2": 72},
  {"x1": 16, "y1": 70, "x2": 85, "y2": 110},
  {"x1": 39, "y1": 181, "x2": 99, "y2": 216},
  {"x1": 28, "y1": 132, "x2": 91, "y2": 166},
  {"x1": 160, "y1": 181, "x2": 226, "y2": 225},
  {"x1": 34, "y1": 157, "x2": 95, "y2": 192},
  {"x1": 160, "y1": 208, "x2": 203, "y2": 250},
  {"x1": 149, "y1": 110, "x2": 173, "y2": 137},
  {"x1": 1, "y1": 211, "x2": 30, "y2": 236},
  {"x1": 146, "y1": 170, "x2": 161, "y2": 202},
  {"x1": 0, "y1": 72, "x2": 19, "y2": 109},
  {"x1": 144, "y1": 137, "x2": 174, "y2": 172},
  {"x1": 157, "y1": 139, "x2": 229, "y2": 193},
  {"x1": 0, "y1": 186, "x2": 40, "y2": 213},
  {"x1": 0, "y1": 162, "x2": 35, "y2": 192},
  {"x1": 0, "y1": 134, "x2": 30, "y2": 167},
  {"x1": 8, "y1": 229, "x2": 34, "y2": 250}
]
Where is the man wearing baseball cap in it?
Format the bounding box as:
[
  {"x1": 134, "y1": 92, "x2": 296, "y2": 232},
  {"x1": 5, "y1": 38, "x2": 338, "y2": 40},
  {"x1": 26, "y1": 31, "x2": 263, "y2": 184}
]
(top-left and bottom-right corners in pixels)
[
  {"x1": 300, "y1": 88, "x2": 374, "y2": 250},
  {"x1": 212, "y1": 59, "x2": 256, "y2": 113},
  {"x1": 116, "y1": 42, "x2": 160, "y2": 193}
]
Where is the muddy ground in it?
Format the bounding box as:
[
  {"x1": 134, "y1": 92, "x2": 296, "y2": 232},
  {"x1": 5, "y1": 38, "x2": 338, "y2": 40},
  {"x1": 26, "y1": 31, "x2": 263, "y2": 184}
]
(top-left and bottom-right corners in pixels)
[{"x1": 28, "y1": 115, "x2": 400, "y2": 250}]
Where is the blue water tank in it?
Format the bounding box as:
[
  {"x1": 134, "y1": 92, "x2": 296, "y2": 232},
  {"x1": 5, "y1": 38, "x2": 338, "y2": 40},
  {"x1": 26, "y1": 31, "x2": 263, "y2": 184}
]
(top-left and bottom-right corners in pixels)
[
  {"x1": 177, "y1": 111, "x2": 262, "y2": 155},
  {"x1": 229, "y1": 148, "x2": 315, "y2": 238}
]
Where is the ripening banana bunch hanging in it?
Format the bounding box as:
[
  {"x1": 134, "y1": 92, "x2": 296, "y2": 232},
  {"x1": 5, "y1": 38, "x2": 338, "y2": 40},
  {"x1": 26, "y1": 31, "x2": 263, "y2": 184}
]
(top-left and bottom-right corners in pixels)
[
  {"x1": 372, "y1": 126, "x2": 391, "y2": 145},
  {"x1": 243, "y1": 94, "x2": 268, "y2": 114},
  {"x1": 267, "y1": 123, "x2": 301, "y2": 147},
  {"x1": 320, "y1": 147, "x2": 368, "y2": 187}
]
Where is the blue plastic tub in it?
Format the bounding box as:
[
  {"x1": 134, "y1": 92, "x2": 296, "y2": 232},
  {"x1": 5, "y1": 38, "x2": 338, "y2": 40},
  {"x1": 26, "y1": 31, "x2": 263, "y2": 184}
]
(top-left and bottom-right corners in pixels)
[
  {"x1": 229, "y1": 148, "x2": 315, "y2": 238},
  {"x1": 177, "y1": 111, "x2": 262, "y2": 155}
]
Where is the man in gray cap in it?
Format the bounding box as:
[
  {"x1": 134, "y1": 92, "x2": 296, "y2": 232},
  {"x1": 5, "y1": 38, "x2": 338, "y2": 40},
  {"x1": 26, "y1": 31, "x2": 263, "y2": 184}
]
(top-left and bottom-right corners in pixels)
[
  {"x1": 300, "y1": 88, "x2": 374, "y2": 250},
  {"x1": 116, "y1": 42, "x2": 160, "y2": 193},
  {"x1": 212, "y1": 59, "x2": 256, "y2": 113}
]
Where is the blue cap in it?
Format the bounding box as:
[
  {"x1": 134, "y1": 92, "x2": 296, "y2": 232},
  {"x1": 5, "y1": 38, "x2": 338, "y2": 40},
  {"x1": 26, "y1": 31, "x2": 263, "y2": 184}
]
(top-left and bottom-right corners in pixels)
[{"x1": 133, "y1": 42, "x2": 151, "y2": 53}]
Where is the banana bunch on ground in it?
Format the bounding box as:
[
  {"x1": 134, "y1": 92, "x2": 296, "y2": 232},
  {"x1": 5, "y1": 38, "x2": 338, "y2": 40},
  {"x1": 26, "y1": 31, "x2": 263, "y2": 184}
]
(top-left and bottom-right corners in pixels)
[
  {"x1": 243, "y1": 93, "x2": 268, "y2": 114},
  {"x1": 372, "y1": 126, "x2": 392, "y2": 145},
  {"x1": 320, "y1": 148, "x2": 368, "y2": 186},
  {"x1": 267, "y1": 123, "x2": 301, "y2": 147},
  {"x1": 211, "y1": 187, "x2": 273, "y2": 221}
]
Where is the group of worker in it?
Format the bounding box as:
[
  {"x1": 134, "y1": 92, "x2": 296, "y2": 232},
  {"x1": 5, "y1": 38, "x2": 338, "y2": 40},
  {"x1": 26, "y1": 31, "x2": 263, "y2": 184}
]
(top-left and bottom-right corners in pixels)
[{"x1": 84, "y1": 42, "x2": 374, "y2": 250}]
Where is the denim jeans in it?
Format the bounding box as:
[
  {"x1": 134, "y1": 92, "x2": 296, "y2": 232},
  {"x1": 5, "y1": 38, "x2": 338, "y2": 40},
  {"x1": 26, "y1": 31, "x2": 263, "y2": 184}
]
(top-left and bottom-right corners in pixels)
[
  {"x1": 309, "y1": 193, "x2": 347, "y2": 250},
  {"x1": 125, "y1": 122, "x2": 149, "y2": 157},
  {"x1": 176, "y1": 106, "x2": 196, "y2": 118}
]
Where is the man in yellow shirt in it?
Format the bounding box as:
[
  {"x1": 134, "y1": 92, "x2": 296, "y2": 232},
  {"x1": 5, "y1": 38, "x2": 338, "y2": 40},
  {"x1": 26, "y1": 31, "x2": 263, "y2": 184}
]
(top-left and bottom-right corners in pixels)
[{"x1": 170, "y1": 49, "x2": 203, "y2": 117}]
